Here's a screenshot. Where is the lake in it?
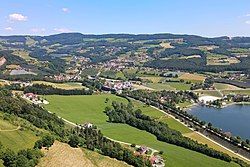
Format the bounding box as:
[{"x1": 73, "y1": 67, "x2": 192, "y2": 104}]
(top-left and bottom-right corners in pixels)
[{"x1": 188, "y1": 104, "x2": 250, "y2": 139}]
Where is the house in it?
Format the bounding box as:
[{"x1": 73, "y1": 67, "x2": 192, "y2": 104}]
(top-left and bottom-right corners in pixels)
[
  {"x1": 137, "y1": 146, "x2": 149, "y2": 154},
  {"x1": 150, "y1": 155, "x2": 165, "y2": 167},
  {"x1": 23, "y1": 93, "x2": 49, "y2": 105},
  {"x1": 82, "y1": 122, "x2": 93, "y2": 128}
]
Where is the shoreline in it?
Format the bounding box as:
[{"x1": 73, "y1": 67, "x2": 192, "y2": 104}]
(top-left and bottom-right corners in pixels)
[{"x1": 184, "y1": 101, "x2": 250, "y2": 111}]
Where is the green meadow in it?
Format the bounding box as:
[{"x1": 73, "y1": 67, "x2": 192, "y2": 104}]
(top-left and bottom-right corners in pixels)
[
  {"x1": 0, "y1": 115, "x2": 39, "y2": 151},
  {"x1": 44, "y1": 94, "x2": 239, "y2": 167}
]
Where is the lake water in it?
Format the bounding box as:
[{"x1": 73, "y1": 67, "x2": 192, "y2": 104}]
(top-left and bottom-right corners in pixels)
[{"x1": 188, "y1": 104, "x2": 250, "y2": 139}]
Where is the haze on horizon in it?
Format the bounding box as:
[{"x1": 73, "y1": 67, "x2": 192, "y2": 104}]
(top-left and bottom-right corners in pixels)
[{"x1": 1, "y1": 0, "x2": 250, "y2": 37}]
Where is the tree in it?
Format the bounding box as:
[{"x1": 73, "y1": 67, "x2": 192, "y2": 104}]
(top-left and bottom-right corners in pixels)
[
  {"x1": 68, "y1": 135, "x2": 80, "y2": 148},
  {"x1": 2, "y1": 149, "x2": 16, "y2": 167}
]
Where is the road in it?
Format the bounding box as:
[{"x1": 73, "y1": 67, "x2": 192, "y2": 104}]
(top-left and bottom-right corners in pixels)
[{"x1": 148, "y1": 103, "x2": 250, "y2": 163}]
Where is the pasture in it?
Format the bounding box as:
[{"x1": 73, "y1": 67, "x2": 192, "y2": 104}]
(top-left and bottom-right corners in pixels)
[{"x1": 44, "y1": 94, "x2": 240, "y2": 167}]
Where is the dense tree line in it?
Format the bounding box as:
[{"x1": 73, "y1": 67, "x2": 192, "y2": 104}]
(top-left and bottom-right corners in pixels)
[
  {"x1": 0, "y1": 88, "x2": 66, "y2": 137},
  {"x1": 105, "y1": 102, "x2": 232, "y2": 162},
  {"x1": 1, "y1": 147, "x2": 43, "y2": 167},
  {"x1": 145, "y1": 56, "x2": 250, "y2": 73},
  {"x1": 159, "y1": 47, "x2": 205, "y2": 58},
  {"x1": 81, "y1": 78, "x2": 103, "y2": 91},
  {"x1": 24, "y1": 84, "x2": 93, "y2": 95},
  {"x1": 72, "y1": 126, "x2": 152, "y2": 167},
  {"x1": 0, "y1": 89, "x2": 151, "y2": 166},
  {"x1": 123, "y1": 89, "x2": 198, "y2": 108}
]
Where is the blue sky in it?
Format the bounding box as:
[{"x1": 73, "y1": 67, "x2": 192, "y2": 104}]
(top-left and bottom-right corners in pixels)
[{"x1": 1, "y1": 0, "x2": 250, "y2": 37}]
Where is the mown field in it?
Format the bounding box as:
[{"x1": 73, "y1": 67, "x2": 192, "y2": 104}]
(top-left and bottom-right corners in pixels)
[
  {"x1": 37, "y1": 141, "x2": 130, "y2": 167},
  {"x1": 145, "y1": 82, "x2": 191, "y2": 91},
  {"x1": 32, "y1": 81, "x2": 86, "y2": 90},
  {"x1": 44, "y1": 94, "x2": 240, "y2": 167},
  {"x1": 179, "y1": 73, "x2": 206, "y2": 83}
]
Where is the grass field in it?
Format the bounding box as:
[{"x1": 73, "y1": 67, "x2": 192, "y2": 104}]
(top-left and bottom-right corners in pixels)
[
  {"x1": 81, "y1": 68, "x2": 100, "y2": 76},
  {"x1": 165, "y1": 82, "x2": 191, "y2": 90},
  {"x1": 221, "y1": 89, "x2": 250, "y2": 96},
  {"x1": 184, "y1": 132, "x2": 250, "y2": 163},
  {"x1": 140, "y1": 76, "x2": 165, "y2": 83},
  {"x1": 44, "y1": 95, "x2": 239, "y2": 167},
  {"x1": 145, "y1": 83, "x2": 176, "y2": 90},
  {"x1": 145, "y1": 82, "x2": 191, "y2": 91},
  {"x1": 32, "y1": 81, "x2": 86, "y2": 90},
  {"x1": 194, "y1": 90, "x2": 223, "y2": 97},
  {"x1": 0, "y1": 114, "x2": 39, "y2": 151},
  {"x1": 179, "y1": 73, "x2": 206, "y2": 83},
  {"x1": 214, "y1": 83, "x2": 242, "y2": 90}
]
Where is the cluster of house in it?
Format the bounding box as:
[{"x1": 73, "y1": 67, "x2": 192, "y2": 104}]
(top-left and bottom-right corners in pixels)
[
  {"x1": 135, "y1": 146, "x2": 165, "y2": 167},
  {"x1": 102, "y1": 80, "x2": 132, "y2": 93},
  {"x1": 150, "y1": 155, "x2": 165, "y2": 167},
  {"x1": 23, "y1": 93, "x2": 49, "y2": 105},
  {"x1": 47, "y1": 73, "x2": 81, "y2": 82}
]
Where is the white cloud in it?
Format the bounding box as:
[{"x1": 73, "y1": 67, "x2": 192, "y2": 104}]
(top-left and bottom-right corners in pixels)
[
  {"x1": 245, "y1": 20, "x2": 250, "y2": 24},
  {"x1": 54, "y1": 28, "x2": 72, "y2": 33},
  {"x1": 4, "y1": 27, "x2": 13, "y2": 31},
  {"x1": 62, "y1": 8, "x2": 69, "y2": 13},
  {"x1": 246, "y1": 14, "x2": 250, "y2": 17},
  {"x1": 31, "y1": 28, "x2": 46, "y2": 33},
  {"x1": 9, "y1": 13, "x2": 27, "y2": 21}
]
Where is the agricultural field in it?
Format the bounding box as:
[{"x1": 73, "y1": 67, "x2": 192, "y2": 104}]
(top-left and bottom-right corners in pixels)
[
  {"x1": 145, "y1": 82, "x2": 191, "y2": 91},
  {"x1": 132, "y1": 84, "x2": 154, "y2": 90},
  {"x1": 37, "y1": 141, "x2": 130, "y2": 167},
  {"x1": 12, "y1": 50, "x2": 34, "y2": 61},
  {"x1": 179, "y1": 73, "x2": 206, "y2": 83},
  {"x1": 32, "y1": 81, "x2": 86, "y2": 90},
  {"x1": 214, "y1": 83, "x2": 242, "y2": 90},
  {"x1": 0, "y1": 113, "x2": 39, "y2": 151},
  {"x1": 44, "y1": 94, "x2": 240, "y2": 167},
  {"x1": 206, "y1": 54, "x2": 240, "y2": 65},
  {"x1": 221, "y1": 89, "x2": 250, "y2": 96},
  {"x1": 145, "y1": 83, "x2": 175, "y2": 90},
  {"x1": 140, "y1": 76, "x2": 165, "y2": 83},
  {"x1": 160, "y1": 42, "x2": 174, "y2": 49}
]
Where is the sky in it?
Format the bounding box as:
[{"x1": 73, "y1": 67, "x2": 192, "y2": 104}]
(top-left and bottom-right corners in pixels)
[{"x1": 1, "y1": 0, "x2": 250, "y2": 37}]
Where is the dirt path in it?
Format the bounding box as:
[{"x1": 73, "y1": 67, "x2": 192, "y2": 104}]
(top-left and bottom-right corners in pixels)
[
  {"x1": 0, "y1": 126, "x2": 21, "y2": 132},
  {"x1": 105, "y1": 136, "x2": 158, "y2": 155},
  {"x1": 49, "y1": 110, "x2": 159, "y2": 157}
]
